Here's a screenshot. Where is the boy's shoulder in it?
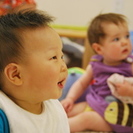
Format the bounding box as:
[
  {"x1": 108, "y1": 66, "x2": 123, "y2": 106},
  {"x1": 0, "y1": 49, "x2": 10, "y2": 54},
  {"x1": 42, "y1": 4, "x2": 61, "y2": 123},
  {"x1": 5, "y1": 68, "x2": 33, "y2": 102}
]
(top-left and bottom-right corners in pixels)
[
  {"x1": 44, "y1": 99, "x2": 64, "y2": 110},
  {"x1": 0, "y1": 109, "x2": 10, "y2": 133}
]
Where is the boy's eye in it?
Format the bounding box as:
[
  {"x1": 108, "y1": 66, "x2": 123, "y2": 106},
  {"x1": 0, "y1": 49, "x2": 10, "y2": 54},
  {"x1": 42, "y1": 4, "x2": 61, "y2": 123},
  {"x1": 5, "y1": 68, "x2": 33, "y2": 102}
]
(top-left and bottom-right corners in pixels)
[
  {"x1": 51, "y1": 56, "x2": 57, "y2": 60},
  {"x1": 61, "y1": 55, "x2": 64, "y2": 59},
  {"x1": 50, "y1": 55, "x2": 64, "y2": 60}
]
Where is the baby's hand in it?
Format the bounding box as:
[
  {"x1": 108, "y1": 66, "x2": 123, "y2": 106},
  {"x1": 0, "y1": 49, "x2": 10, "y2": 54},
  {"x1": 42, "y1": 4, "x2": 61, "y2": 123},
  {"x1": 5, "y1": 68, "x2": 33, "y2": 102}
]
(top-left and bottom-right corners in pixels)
[
  {"x1": 61, "y1": 97, "x2": 74, "y2": 113},
  {"x1": 115, "y1": 81, "x2": 133, "y2": 97}
]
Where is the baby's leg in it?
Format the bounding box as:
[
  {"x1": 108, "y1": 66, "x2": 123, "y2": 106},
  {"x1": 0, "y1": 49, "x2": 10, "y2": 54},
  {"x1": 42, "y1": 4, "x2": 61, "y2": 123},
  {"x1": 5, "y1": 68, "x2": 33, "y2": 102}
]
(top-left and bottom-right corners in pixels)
[{"x1": 69, "y1": 109, "x2": 112, "y2": 132}]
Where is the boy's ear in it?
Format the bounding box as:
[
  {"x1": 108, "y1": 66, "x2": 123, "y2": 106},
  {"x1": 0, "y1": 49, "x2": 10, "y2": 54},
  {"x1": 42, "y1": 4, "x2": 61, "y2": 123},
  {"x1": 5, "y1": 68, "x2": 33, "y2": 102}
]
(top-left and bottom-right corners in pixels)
[
  {"x1": 92, "y1": 43, "x2": 103, "y2": 55},
  {"x1": 4, "y1": 63, "x2": 23, "y2": 86}
]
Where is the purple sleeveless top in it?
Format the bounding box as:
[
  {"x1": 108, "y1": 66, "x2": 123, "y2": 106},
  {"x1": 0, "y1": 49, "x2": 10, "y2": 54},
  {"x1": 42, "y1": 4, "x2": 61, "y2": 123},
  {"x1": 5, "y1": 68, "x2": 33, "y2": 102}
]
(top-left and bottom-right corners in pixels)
[{"x1": 86, "y1": 55, "x2": 133, "y2": 132}]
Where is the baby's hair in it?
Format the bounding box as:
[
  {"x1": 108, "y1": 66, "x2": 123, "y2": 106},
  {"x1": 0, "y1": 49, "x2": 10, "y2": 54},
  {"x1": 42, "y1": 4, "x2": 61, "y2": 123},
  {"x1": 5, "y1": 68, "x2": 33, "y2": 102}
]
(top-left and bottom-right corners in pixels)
[
  {"x1": 87, "y1": 13, "x2": 127, "y2": 45},
  {"x1": 0, "y1": 9, "x2": 54, "y2": 88}
]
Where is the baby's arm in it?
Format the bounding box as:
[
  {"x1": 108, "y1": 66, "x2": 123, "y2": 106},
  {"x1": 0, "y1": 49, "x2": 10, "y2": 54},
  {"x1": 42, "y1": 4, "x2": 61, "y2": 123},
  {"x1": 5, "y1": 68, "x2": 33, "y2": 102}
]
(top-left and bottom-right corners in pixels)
[
  {"x1": 107, "y1": 73, "x2": 133, "y2": 104},
  {"x1": 116, "y1": 63, "x2": 133, "y2": 97},
  {"x1": 115, "y1": 81, "x2": 133, "y2": 97},
  {"x1": 61, "y1": 65, "x2": 93, "y2": 112}
]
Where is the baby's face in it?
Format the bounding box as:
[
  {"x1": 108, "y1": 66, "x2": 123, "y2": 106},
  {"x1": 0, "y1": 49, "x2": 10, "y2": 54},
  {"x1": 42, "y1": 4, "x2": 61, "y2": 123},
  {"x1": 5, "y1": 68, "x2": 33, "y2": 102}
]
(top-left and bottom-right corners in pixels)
[
  {"x1": 20, "y1": 26, "x2": 68, "y2": 102},
  {"x1": 99, "y1": 22, "x2": 132, "y2": 65}
]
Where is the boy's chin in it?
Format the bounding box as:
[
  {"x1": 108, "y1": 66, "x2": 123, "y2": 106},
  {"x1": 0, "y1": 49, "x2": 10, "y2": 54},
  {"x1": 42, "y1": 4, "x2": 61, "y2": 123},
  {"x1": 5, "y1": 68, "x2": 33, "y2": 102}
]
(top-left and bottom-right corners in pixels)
[{"x1": 51, "y1": 92, "x2": 63, "y2": 100}]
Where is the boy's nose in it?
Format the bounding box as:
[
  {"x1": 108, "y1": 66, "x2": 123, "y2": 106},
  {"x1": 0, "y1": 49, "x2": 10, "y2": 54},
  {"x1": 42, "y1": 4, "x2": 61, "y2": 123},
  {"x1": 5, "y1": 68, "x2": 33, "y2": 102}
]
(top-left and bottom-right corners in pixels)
[{"x1": 61, "y1": 62, "x2": 67, "y2": 72}]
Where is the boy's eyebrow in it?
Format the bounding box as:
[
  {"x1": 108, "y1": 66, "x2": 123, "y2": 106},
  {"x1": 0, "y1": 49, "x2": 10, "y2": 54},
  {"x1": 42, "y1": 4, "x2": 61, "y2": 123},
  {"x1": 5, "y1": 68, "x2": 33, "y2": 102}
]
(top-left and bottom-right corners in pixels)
[
  {"x1": 48, "y1": 45, "x2": 63, "y2": 50},
  {"x1": 48, "y1": 46, "x2": 58, "y2": 50},
  {"x1": 44, "y1": 47, "x2": 60, "y2": 54}
]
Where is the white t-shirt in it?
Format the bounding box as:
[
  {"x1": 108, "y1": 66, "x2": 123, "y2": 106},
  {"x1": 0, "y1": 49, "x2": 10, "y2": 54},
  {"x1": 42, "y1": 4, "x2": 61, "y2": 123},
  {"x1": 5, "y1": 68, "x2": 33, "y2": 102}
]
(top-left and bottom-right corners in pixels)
[{"x1": 0, "y1": 91, "x2": 70, "y2": 133}]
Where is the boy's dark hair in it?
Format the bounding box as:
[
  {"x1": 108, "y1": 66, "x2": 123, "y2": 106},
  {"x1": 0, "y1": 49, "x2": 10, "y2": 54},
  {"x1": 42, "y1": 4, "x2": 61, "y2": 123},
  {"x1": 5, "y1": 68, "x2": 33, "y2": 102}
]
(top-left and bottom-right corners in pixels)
[
  {"x1": 87, "y1": 13, "x2": 127, "y2": 46},
  {"x1": 0, "y1": 10, "x2": 54, "y2": 87}
]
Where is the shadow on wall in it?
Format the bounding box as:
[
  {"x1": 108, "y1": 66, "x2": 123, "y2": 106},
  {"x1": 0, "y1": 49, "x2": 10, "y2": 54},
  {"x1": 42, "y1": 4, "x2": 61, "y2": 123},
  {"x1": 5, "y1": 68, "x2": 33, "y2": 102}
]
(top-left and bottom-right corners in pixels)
[{"x1": 62, "y1": 37, "x2": 84, "y2": 68}]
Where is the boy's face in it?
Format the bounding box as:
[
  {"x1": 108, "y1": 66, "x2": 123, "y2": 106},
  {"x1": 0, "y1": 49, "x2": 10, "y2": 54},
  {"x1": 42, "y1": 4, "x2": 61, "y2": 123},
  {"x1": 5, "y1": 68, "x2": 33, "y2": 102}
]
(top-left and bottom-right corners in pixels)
[
  {"x1": 19, "y1": 26, "x2": 68, "y2": 102},
  {"x1": 98, "y1": 22, "x2": 132, "y2": 65}
]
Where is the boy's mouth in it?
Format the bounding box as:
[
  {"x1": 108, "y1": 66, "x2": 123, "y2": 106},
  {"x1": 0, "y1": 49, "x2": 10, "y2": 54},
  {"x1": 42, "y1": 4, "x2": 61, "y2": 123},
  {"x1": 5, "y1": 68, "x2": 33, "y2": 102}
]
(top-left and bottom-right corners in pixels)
[{"x1": 58, "y1": 79, "x2": 65, "y2": 88}]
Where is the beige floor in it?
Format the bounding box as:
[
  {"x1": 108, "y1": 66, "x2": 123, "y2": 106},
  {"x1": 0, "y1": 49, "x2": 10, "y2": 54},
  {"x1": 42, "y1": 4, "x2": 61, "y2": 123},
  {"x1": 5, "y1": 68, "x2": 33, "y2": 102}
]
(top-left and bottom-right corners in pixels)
[{"x1": 75, "y1": 131, "x2": 114, "y2": 133}]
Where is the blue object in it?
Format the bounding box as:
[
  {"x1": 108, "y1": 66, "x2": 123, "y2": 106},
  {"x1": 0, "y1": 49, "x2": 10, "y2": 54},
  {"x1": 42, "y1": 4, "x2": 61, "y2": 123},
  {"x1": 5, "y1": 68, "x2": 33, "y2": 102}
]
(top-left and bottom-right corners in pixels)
[
  {"x1": 59, "y1": 67, "x2": 89, "y2": 102},
  {"x1": 59, "y1": 72, "x2": 82, "y2": 101},
  {"x1": 0, "y1": 109, "x2": 10, "y2": 133},
  {"x1": 130, "y1": 31, "x2": 133, "y2": 53}
]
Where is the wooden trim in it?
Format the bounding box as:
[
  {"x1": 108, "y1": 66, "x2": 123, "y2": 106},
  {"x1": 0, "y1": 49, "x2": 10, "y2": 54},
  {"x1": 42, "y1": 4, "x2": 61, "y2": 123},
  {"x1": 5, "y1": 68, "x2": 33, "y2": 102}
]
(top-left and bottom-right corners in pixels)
[{"x1": 54, "y1": 28, "x2": 86, "y2": 39}]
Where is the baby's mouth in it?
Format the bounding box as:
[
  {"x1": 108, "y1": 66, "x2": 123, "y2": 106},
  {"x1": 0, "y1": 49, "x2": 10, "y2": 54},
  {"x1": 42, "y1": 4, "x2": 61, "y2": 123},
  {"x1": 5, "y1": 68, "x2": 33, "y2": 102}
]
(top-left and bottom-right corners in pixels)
[{"x1": 122, "y1": 49, "x2": 128, "y2": 53}]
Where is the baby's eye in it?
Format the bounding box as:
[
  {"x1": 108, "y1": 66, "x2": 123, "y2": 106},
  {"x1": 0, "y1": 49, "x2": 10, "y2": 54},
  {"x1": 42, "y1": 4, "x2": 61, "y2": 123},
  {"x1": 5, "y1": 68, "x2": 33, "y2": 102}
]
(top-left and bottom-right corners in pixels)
[
  {"x1": 113, "y1": 38, "x2": 119, "y2": 42},
  {"x1": 126, "y1": 34, "x2": 130, "y2": 39}
]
